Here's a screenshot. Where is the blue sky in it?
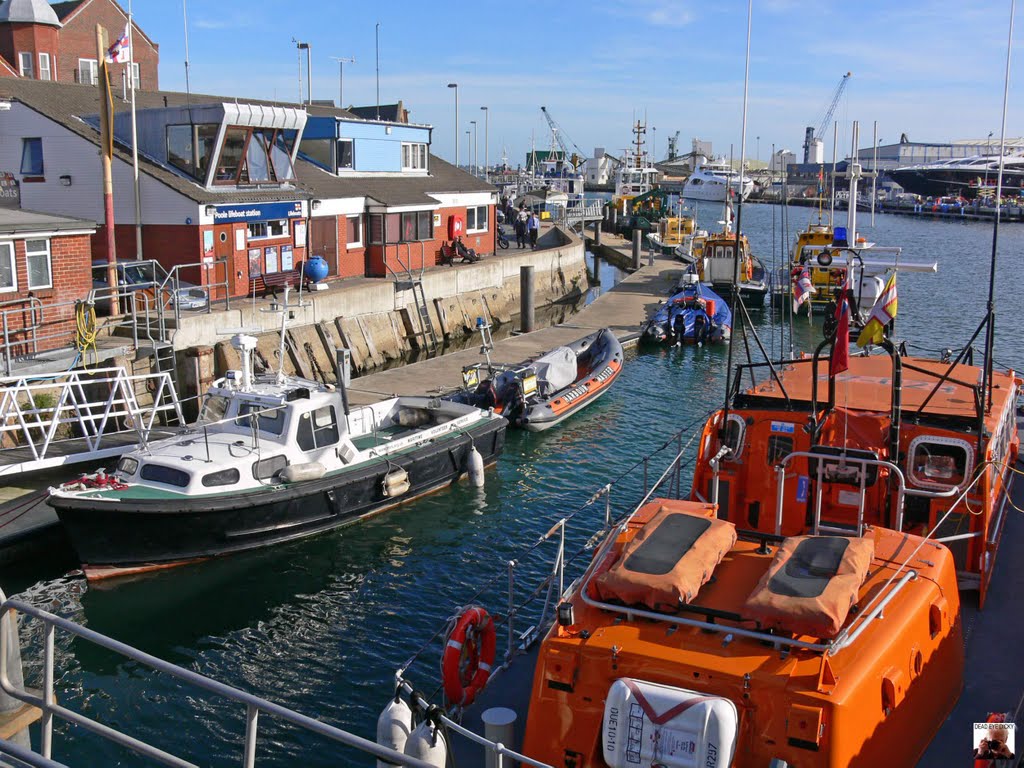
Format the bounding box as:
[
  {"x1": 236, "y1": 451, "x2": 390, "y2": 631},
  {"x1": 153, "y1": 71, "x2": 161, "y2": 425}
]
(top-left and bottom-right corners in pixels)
[{"x1": 134, "y1": 0, "x2": 1022, "y2": 166}]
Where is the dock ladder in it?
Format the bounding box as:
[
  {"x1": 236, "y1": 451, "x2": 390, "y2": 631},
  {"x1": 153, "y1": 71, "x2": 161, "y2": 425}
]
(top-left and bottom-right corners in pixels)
[{"x1": 388, "y1": 242, "x2": 439, "y2": 355}]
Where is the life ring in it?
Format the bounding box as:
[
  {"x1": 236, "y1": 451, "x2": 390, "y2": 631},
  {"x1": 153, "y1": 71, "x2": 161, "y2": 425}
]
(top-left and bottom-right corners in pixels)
[{"x1": 441, "y1": 606, "x2": 496, "y2": 707}]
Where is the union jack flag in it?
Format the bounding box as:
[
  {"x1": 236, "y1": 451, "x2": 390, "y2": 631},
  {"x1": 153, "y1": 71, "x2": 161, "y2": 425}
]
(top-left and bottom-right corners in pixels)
[{"x1": 792, "y1": 267, "x2": 815, "y2": 313}]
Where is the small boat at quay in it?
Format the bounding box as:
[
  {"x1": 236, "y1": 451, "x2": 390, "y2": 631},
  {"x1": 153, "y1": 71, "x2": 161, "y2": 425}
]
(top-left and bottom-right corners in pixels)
[
  {"x1": 697, "y1": 225, "x2": 769, "y2": 306},
  {"x1": 642, "y1": 273, "x2": 731, "y2": 345},
  {"x1": 48, "y1": 331, "x2": 506, "y2": 580},
  {"x1": 447, "y1": 325, "x2": 623, "y2": 432},
  {"x1": 645, "y1": 209, "x2": 697, "y2": 256}
]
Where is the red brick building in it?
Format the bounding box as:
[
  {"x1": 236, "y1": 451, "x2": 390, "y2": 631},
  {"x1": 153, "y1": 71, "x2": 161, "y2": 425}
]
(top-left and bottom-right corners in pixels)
[
  {"x1": 0, "y1": 0, "x2": 157, "y2": 90},
  {"x1": 0, "y1": 206, "x2": 96, "y2": 361}
]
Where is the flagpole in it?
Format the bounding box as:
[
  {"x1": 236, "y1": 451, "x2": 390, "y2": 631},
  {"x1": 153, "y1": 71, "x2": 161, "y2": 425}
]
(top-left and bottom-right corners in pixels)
[
  {"x1": 96, "y1": 25, "x2": 118, "y2": 317},
  {"x1": 128, "y1": 0, "x2": 142, "y2": 260}
]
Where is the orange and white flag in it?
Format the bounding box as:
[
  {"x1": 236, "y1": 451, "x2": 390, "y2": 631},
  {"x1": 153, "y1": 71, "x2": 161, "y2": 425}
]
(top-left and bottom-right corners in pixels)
[{"x1": 856, "y1": 272, "x2": 898, "y2": 347}]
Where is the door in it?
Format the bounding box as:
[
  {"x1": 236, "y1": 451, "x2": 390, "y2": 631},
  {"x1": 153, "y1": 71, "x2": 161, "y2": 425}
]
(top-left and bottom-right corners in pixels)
[{"x1": 310, "y1": 216, "x2": 339, "y2": 277}]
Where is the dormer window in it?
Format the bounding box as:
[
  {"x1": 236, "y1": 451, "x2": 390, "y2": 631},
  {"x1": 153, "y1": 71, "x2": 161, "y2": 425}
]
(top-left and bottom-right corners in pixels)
[
  {"x1": 402, "y1": 142, "x2": 427, "y2": 171},
  {"x1": 167, "y1": 123, "x2": 219, "y2": 181},
  {"x1": 337, "y1": 139, "x2": 354, "y2": 170},
  {"x1": 214, "y1": 126, "x2": 297, "y2": 185}
]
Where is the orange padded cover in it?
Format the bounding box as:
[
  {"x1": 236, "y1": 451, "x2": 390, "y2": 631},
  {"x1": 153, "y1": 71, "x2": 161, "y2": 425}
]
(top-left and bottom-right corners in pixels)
[
  {"x1": 745, "y1": 535, "x2": 874, "y2": 638},
  {"x1": 592, "y1": 508, "x2": 736, "y2": 611}
]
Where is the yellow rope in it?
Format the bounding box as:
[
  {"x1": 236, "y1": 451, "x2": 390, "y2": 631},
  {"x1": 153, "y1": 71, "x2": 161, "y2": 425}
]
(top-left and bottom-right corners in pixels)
[{"x1": 75, "y1": 300, "x2": 97, "y2": 363}]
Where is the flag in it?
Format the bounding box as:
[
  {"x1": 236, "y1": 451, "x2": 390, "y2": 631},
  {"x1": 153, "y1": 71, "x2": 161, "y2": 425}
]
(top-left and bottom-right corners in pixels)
[
  {"x1": 817, "y1": 166, "x2": 824, "y2": 197},
  {"x1": 105, "y1": 25, "x2": 131, "y2": 64},
  {"x1": 856, "y1": 272, "x2": 898, "y2": 347},
  {"x1": 830, "y1": 280, "x2": 850, "y2": 377},
  {"x1": 792, "y1": 267, "x2": 815, "y2": 313}
]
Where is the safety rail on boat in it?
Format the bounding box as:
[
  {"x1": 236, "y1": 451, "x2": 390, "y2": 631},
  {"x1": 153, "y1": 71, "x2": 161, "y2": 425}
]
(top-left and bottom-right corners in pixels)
[
  {"x1": 0, "y1": 596, "x2": 439, "y2": 768},
  {"x1": 773, "y1": 451, "x2": 961, "y2": 537},
  {"x1": 0, "y1": 366, "x2": 184, "y2": 476}
]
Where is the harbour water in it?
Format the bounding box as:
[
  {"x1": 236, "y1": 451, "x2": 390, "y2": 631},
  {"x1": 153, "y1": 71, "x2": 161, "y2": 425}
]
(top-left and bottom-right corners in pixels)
[{"x1": 6, "y1": 202, "x2": 1023, "y2": 766}]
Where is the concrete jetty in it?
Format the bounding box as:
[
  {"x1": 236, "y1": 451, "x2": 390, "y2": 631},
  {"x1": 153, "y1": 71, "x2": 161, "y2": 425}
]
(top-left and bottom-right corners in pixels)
[{"x1": 347, "y1": 230, "x2": 677, "y2": 406}]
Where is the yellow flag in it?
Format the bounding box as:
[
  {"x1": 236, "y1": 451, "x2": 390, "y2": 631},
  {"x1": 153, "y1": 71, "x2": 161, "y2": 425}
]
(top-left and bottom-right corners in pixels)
[{"x1": 856, "y1": 272, "x2": 898, "y2": 347}]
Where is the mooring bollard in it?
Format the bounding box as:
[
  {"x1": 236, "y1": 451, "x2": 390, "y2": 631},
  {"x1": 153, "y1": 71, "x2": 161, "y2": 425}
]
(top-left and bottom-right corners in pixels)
[
  {"x1": 632, "y1": 229, "x2": 642, "y2": 270},
  {"x1": 482, "y1": 708, "x2": 517, "y2": 768},
  {"x1": 0, "y1": 589, "x2": 31, "y2": 749},
  {"x1": 594, "y1": 221, "x2": 602, "y2": 246},
  {"x1": 520, "y1": 265, "x2": 535, "y2": 333}
]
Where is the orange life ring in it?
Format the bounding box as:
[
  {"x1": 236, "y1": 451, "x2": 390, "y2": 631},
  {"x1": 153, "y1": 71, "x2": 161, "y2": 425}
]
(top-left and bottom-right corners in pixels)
[{"x1": 441, "y1": 606, "x2": 496, "y2": 707}]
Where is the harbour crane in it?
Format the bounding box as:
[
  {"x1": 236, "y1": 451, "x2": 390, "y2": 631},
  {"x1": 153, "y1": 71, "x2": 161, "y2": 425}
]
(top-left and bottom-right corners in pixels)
[
  {"x1": 666, "y1": 131, "x2": 682, "y2": 161},
  {"x1": 802, "y1": 72, "x2": 852, "y2": 163},
  {"x1": 540, "y1": 106, "x2": 587, "y2": 169}
]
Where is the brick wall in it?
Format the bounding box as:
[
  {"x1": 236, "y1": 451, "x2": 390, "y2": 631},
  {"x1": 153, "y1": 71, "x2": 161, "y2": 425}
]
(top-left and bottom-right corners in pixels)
[
  {"x1": 1, "y1": 231, "x2": 93, "y2": 356},
  {"x1": 56, "y1": 0, "x2": 159, "y2": 89},
  {"x1": 366, "y1": 204, "x2": 496, "y2": 276},
  {"x1": 0, "y1": 23, "x2": 59, "y2": 80},
  {"x1": 335, "y1": 215, "x2": 365, "y2": 279}
]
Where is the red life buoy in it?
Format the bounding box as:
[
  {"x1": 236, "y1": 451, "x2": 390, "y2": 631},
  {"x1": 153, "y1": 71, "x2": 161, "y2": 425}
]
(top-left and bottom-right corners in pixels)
[{"x1": 441, "y1": 606, "x2": 496, "y2": 707}]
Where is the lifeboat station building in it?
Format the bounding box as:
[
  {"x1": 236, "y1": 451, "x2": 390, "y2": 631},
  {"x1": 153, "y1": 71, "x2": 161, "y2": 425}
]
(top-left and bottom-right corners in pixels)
[{"x1": 0, "y1": 78, "x2": 495, "y2": 298}]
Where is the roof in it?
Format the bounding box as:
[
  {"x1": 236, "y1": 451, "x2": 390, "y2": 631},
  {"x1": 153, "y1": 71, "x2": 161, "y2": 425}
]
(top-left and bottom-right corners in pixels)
[
  {"x1": 49, "y1": 0, "x2": 158, "y2": 51},
  {"x1": 50, "y1": 0, "x2": 84, "y2": 20},
  {"x1": 0, "y1": 206, "x2": 96, "y2": 234},
  {"x1": 741, "y1": 353, "x2": 1016, "y2": 423},
  {"x1": 0, "y1": 79, "x2": 491, "y2": 208},
  {"x1": 347, "y1": 103, "x2": 406, "y2": 123},
  {"x1": 0, "y1": 0, "x2": 61, "y2": 25}
]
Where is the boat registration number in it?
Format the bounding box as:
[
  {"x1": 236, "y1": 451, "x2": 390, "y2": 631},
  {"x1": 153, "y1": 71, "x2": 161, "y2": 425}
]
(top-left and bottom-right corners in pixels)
[
  {"x1": 562, "y1": 366, "x2": 615, "y2": 405},
  {"x1": 770, "y1": 421, "x2": 795, "y2": 434}
]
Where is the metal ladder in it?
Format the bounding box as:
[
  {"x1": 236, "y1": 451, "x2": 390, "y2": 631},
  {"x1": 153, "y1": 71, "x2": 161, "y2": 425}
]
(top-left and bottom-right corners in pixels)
[
  {"x1": 151, "y1": 341, "x2": 179, "y2": 394},
  {"x1": 409, "y1": 279, "x2": 439, "y2": 353}
]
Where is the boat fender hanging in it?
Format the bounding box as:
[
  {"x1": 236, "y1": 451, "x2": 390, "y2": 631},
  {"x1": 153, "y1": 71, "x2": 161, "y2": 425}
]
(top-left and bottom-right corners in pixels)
[
  {"x1": 403, "y1": 711, "x2": 448, "y2": 766},
  {"x1": 376, "y1": 693, "x2": 414, "y2": 766},
  {"x1": 467, "y1": 445, "x2": 485, "y2": 488},
  {"x1": 279, "y1": 462, "x2": 326, "y2": 483},
  {"x1": 442, "y1": 605, "x2": 497, "y2": 707},
  {"x1": 383, "y1": 468, "x2": 410, "y2": 498}
]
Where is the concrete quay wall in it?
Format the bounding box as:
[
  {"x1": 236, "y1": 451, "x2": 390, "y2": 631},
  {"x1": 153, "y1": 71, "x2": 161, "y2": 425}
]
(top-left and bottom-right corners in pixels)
[{"x1": 173, "y1": 228, "x2": 586, "y2": 389}]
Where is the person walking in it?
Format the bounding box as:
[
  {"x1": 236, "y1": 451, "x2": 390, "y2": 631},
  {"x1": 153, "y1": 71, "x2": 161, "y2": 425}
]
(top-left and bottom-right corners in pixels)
[{"x1": 527, "y1": 210, "x2": 540, "y2": 249}]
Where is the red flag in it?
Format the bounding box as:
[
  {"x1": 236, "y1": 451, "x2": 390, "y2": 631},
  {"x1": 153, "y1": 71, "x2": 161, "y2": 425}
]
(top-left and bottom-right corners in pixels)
[{"x1": 830, "y1": 291, "x2": 850, "y2": 376}]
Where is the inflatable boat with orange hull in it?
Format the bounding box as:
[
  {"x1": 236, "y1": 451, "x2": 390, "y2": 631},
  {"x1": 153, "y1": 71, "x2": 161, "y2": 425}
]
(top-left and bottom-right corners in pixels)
[
  {"x1": 448, "y1": 328, "x2": 624, "y2": 432},
  {"x1": 519, "y1": 499, "x2": 964, "y2": 768}
]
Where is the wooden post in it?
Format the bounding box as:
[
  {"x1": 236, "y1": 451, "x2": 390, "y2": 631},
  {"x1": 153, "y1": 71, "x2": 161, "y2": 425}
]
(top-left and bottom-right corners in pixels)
[{"x1": 96, "y1": 25, "x2": 118, "y2": 316}]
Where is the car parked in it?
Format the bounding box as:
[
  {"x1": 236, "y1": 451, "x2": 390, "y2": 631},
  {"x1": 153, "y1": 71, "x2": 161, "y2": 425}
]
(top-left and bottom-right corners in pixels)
[{"x1": 91, "y1": 260, "x2": 209, "y2": 314}]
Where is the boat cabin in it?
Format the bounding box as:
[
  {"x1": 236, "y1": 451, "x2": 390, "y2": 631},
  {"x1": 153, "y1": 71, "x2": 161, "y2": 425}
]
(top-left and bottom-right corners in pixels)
[
  {"x1": 699, "y1": 230, "x2": 755, "y2": 288},
  {"x1": 690, "y1": 349, "x2": 1019, "y2": 603}
]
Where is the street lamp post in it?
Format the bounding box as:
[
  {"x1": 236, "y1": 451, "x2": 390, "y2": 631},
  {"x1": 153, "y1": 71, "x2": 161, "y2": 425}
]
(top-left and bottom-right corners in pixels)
[
  {"x1": 329, "y1": 56, "x2": 355, "y2": 107},
  {"x1": 470, "y1": 119, "x2": 478, "y2": 177},
  {"x1": 466, "y1": 130, "x2": 471, "y2": 172},
  {"x1": 480, "y1": 106, "x2": 489, "y2": 180},
  {"x1": 756, "y1": 136, "x2": 760, "y2": 165},
  {"x1": 652, "y1": 127, "x2": 657, "y2": 161},
  {"x1": 447, "y1": 83, "x2": 459, "y2": 168},
  {"x1": 986, "y1": 131, "x2": 995, "y2": 190}
]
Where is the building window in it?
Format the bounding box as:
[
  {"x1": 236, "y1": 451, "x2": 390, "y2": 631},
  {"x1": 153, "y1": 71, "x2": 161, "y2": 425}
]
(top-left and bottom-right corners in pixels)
[
  {"x1": 346, "y1": 215, "x2": 362, "y2": 246},
  {"x1": 337, "y1": 139, "x2": 354, "y2": 170},
  {"x1": 166, "y1": 124, "x2": 218, "y2": 181},
  {"x1": 466, "y1": 205, "x2": 489, "y2": 233},
  {"x1": 78, "y1": 58, "x2": 98, "y2": 86},
  {"x1": 214, "y1": 127, "x2": 296, "y2": 185},
  {"x1": 247, "y1": 220, "x2": 289, "y2": 240},
  {"x1": 298, "y1": 137, "x2": 334, "y2": 172},
  {"x1": 20, "y1": 138, "x2": 43, "y2": 175},
  {"x1": 18, "y1": 52, "x2": 32, "y2": 79},
  {"x1": 130, "y1": 62, "x2": 140, "y2": 90},
  {"x1": 401, "y1": 142, "x2": 427, "y2": 170},
  {"x1": 399, "y1": 211, "x2": 434, "y2": 242},
  {"x1": 25, "y1": 239, "x2": 52, "y2": 289},
  {"x1": 0, "y1": 243, "x2": 16, "y2": 293},
  {"x1": 215, "y1": 126, "x2": 249, "y2": 183},
  {"x1": 38, "y1": 53, "x2": 51, "y2": 82}
]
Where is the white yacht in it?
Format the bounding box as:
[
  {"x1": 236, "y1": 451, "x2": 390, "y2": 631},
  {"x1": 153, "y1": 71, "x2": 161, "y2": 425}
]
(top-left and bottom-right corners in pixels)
[{"x1": 682, "y1": 155, "x2": 754, "y2": 202}]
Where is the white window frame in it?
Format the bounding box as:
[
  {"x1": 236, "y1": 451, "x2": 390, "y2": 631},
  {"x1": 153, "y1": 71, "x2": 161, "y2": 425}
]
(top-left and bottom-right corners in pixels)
[
  {"x1": 466, "y1": 205, "x2": 489, "y2": 234},
  {"x1": 78, "y1": 58, "x2": 98, "y2": 86},
  {"x1": 18, "y1": 52, "x2": 32, "y2": 78},
  {"x1": 346, "y1": 215, "x2": 362, "y2": 247},
  {"x1": 0, "y1": 242, "x2": 16, "y2": 293},
  {"x1": 401, "y1": 142, "x2": 427, "y2": 171},
  {"x1": 38, "y1": 53, "x2": 51, "y2": 81},
  {"x1": 246, "y1": 220, "x2": 288, "y2": 241},
  {"x1": 907, "y1": 435, "x2": 974, "y2": 490},
  {"x1": 25, "y1": 238, "x2": 52, "y2": 290},
  {"x1": 130, "y1": 62, "x2": 140, "y2": 90}
]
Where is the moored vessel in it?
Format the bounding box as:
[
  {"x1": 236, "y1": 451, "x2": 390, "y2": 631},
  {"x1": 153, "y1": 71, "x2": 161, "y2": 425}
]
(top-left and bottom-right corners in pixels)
[{"x1": 642, "y1": 272, "x2": 731, "y2": 345}]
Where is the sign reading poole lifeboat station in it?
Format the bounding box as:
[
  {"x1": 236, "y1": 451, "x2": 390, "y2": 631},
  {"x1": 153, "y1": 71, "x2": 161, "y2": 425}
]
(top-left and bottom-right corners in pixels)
[{"x1": 212, "y1": 201, "x2": 304, "y2": 224}]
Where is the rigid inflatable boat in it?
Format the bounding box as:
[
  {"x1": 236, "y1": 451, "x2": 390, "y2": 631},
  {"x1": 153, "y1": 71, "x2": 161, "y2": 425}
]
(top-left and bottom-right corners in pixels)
[
  {"x1": 642, "y1": 273, "x2": 731, "y2": 345},
  {"x1": 448, "y1": 326, "x2": 623, "y2": 432}
]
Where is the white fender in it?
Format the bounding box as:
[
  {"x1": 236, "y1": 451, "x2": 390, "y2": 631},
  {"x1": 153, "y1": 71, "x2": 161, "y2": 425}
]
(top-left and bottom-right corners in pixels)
[
  {"x1": 467, "y1": 445, "x2": 485, "y2": 488},
  {"x1": 376, "y1": 696, "x2": 413, "y2": 767},
  {"x1": 279, "y1": 462, "x2": 326, "y2": 483},
  {"x1": 403, "y1": 720, "x2": 448, "y2": 766}
]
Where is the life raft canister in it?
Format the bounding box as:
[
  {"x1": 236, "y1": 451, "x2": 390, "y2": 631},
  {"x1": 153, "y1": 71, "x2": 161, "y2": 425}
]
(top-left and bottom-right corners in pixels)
[{"x1": 441, "y1": 605, "x2": 497, "y2": 707}]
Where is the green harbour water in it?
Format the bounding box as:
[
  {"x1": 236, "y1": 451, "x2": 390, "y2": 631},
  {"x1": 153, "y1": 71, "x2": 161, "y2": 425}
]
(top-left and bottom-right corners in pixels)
[{"x1": 6, "y1": 201, "x2": 1024, "y2": 766}]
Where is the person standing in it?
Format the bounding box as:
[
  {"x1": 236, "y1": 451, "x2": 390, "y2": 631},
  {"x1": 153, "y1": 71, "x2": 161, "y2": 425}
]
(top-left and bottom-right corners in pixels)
[
  {"x1": 528, "y1": 210, "x2": 540, "y2": 249},
  {"x1": 514, "y1": 209, "x2": 527, "y2": 248}
]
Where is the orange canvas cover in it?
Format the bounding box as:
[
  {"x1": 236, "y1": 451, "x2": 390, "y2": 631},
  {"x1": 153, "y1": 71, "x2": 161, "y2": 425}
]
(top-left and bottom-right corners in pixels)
[
  {"x1": 745, "y1": 535, "x2": 874, "y2": 638},
  {"x1": 816, "y1": 407, "x2": 890, "y2": 454},
  {"x1": 592, "y1": 508, "x2": 736, "y2": 611}
]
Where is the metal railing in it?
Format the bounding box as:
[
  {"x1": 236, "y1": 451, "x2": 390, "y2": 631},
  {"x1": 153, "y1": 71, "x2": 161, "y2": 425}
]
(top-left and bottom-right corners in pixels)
[
  {"x1": 0, "y1": 596, "x2": 437, "y2": 768},
  {"x1": 0, "y1": 366, "x2": 184, "y2": 476}
]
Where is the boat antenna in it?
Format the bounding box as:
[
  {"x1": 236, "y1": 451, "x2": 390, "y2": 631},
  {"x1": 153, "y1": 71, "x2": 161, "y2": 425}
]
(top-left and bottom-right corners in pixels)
[{"x1": 982, "y1": 0, "x2": 1016, "y2": 411}]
